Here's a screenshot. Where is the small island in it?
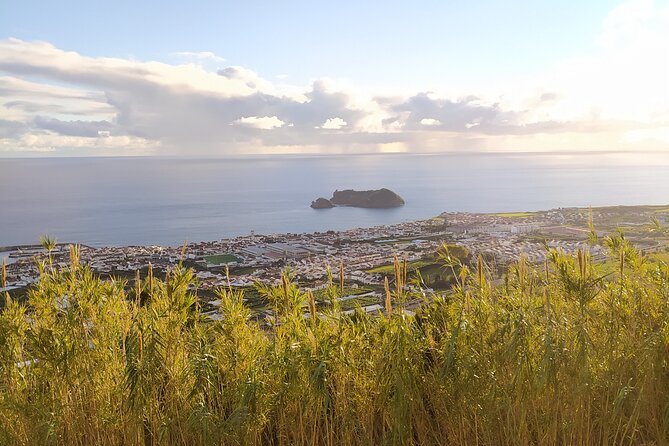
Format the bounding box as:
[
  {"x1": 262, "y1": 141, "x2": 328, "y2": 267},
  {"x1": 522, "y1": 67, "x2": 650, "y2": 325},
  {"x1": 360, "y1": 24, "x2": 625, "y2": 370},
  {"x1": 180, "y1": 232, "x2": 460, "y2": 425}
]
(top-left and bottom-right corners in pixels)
[
  {"x1": 310, "y1": 197, "x2": 335, "y2": 209},
  {"x1": 311, "y1": 188, "x2": 405, "y2": 209}
]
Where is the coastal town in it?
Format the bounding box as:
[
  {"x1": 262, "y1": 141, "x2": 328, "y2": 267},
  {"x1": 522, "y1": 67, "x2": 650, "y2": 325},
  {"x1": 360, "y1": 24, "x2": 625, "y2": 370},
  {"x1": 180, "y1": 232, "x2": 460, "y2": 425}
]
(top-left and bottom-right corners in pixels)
[{"x1": 3, "y1": 205, "x2": 669, "y2": 317}]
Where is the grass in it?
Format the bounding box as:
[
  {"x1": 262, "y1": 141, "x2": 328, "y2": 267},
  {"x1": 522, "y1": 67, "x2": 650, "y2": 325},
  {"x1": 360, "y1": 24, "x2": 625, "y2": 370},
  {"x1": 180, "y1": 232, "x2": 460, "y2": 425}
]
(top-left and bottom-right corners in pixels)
[
  {"x1": 203, "y1": 253, "x2": 242, "y2": 265},
  {"x1": 1, "y1": 235, "x2": 669, "y2": 445},
  {"x1": 338, "y1": 294, "x2": 379, "y2": 311},
  {"x1": 367, "y1": 260, "x2": 431, "y2": 274},
  {"x1": 367, "y1": 245, "x2": 469, "y2": 290},
  {"x1": 494, "y1": 211, "x2": 534, "y2": 217},
  {"x1": 313, "y1": 285, "x2": 372, "y2": 300},
  {"x1": 651, "y1": 250, "x2": 669, "y2": 263}
]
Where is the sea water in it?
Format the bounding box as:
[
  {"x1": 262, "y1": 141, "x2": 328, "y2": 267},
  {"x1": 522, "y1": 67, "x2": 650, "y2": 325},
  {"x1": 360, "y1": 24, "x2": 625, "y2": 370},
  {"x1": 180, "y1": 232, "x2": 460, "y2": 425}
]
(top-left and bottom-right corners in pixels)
[{"x1": 1, "y1": 152, "x2": 668, "y2": 247}]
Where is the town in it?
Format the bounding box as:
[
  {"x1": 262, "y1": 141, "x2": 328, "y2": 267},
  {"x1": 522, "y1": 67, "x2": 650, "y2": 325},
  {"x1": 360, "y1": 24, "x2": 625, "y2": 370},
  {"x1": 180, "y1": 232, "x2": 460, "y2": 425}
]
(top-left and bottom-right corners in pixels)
[{"x1": 3, "y1": 205, "x2": 669, "y2": 318}]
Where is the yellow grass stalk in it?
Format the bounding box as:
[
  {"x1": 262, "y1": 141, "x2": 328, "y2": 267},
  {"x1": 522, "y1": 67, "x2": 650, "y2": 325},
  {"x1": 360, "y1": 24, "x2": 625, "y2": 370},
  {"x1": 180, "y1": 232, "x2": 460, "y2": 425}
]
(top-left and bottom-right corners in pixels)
[
  {"x1": 147, "y1": 262, "x2": 154, "y2": 295},
  {"x1": 384, "y1": 276, "x2": 392, "y2": 316},
  {"x1": 307, "y1": 290, "x2": 317, "y2": 324},
  {"x1": 477, "y1": 254, "x2": 486, "y2": 291},
  {"x1": 402, "y1": 256, "x2": 407, "y2": 289},
  {"x1": 69, "y1": 244, "x2": 80, "y2": 272},
  {"x1": 1, "y1": 258, "x2": 9, "y2": 305},
  {"x1": 393, "y1": 255, "x2": 401, "y2": 296},
  {"x1": 225, "y1": 264, "x2": 231, "y2": 290},
  {"x1": 135, "y1": 269, "x2": 141, "y2": 305}
]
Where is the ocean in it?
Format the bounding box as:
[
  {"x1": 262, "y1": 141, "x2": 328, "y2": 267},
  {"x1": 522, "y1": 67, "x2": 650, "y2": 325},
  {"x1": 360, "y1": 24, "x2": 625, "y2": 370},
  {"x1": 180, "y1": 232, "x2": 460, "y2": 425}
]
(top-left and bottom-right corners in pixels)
[{"x1": 1, "y1": 152, "x2": 668, "y2": 247}]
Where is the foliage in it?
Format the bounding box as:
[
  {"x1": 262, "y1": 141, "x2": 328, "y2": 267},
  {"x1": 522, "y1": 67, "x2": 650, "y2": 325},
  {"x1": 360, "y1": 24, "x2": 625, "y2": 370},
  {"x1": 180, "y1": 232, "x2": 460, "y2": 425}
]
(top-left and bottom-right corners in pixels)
[
  {"x1": 367, "y1": 260, "x2": 432, "y2": 275},
  {"x1": 1, "y1": 240, "x2": 669, "y2": 445}
]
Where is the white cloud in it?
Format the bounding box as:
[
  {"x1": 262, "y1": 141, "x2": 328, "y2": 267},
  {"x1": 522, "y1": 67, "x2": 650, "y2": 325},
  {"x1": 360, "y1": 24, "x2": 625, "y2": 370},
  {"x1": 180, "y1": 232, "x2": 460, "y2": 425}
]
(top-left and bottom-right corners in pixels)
[
  {"x1": 320, "y1": 117, "x2": 347, "y2": 130},
  {"x1": 420, "y1": 118, "x2": 441, "y2": 126},
  {"x1": 1, "y1": 1, "x2": 669, "y2": 157},
  {"x1": 0, "y1": 76, "x2": 113, "y2": 122},
  {"x1": 234, "y1": 116, "x2": 286, "y2": 130},
  {"x1": 0, "y1": 132, "x2": 158, "y2": 155},
  {"x1": 0, "y1": 39, "x2": 273, "y2": 99},
  {"x1": 504, "y1": 0, "x2": 669, "y2": 126}
]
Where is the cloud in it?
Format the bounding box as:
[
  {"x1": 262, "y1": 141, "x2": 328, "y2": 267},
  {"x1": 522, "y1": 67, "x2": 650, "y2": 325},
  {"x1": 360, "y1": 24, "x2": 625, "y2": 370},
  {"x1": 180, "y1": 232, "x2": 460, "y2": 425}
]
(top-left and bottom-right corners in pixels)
[
  {"x1": 1, "y1": 1, "x2": 668, "y2": 157},
  {"x1": 0, "y1": 132, "x2": 158, "y2": 156},
  {"x1": 0, "y1": 119, "x2": 28, "y2": 138},
  {"x1": 420, "y1": 118, "x2": 441, "y2": 127},
  {"x1": 31, "y1": 116, "x2": 114, "y2": 137},
  {"x1": 539, "y1": 92, "x2": 558, "y2": 103},
  {"x1": 320, "y1": 117, "x2": 347, "y2": 129},
  {"x1": 234, "y1": 116, "x2": 286, "y2": 129},
  {"x1": 508, "y1": 0, "x2": 669, "y2": 126},
  {"x1": 0, "y1": 75, "x2": 106, "y2": 102},
  {"x1": 0, "y1": 76, "x2": 113, "y2": 123},
  {"x1": 392, "y1": 93, "x2": 521, "y2": 133}
]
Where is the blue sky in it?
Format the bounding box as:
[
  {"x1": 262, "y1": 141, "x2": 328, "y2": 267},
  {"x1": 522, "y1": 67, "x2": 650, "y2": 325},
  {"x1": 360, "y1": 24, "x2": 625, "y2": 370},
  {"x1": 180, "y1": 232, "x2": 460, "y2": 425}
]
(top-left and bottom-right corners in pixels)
[
  {"x1": 1, "y1": 0, "x2": 614, "y2": 87},
  {"x1": 1, "y1": 0, "x2": 668, "y2": 156}
]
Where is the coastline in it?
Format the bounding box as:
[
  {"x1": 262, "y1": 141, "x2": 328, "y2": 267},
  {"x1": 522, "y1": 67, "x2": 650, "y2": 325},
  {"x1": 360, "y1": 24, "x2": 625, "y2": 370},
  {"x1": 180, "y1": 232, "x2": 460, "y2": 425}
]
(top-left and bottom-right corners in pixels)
[
  {"x1": 3, "y1": 203, "x2": 667, "y2": 251},
  {"x1": 4, "y1": 204, "x2": 669, "y2": 301}
]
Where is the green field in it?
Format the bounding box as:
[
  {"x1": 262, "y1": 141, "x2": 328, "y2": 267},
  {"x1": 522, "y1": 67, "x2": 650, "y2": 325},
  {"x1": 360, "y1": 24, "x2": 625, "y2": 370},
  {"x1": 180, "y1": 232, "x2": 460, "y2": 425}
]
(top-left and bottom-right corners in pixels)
[
  {"x1": 367, "y1": 260, "x2": 457, "y2": 289},
  {"x1": 203, "y1": 253, "x2": 242, "y2": 265},
  {"x1": 650, "y1": 250, "x2": 669, "y2": 263},
  {"x1": 339, "y1": 294, "x2": 380, "y2": 311},
  {"x1": 313, "y1": 286, "x2": 373, "y2": 301},
  {"x1": 494, "y1": 211, "x2": 534, "y2": 218},
  {"x1": 367, "y1": 260, "x2": 431, "y2": 274}
]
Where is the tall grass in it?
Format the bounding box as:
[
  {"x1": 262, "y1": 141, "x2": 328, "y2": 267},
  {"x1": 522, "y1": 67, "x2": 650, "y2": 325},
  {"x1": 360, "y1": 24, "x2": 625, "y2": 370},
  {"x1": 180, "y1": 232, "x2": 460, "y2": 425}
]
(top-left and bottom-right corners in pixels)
[{"x1": 1, "y1": 237, "x2": 669, "y2": 445}]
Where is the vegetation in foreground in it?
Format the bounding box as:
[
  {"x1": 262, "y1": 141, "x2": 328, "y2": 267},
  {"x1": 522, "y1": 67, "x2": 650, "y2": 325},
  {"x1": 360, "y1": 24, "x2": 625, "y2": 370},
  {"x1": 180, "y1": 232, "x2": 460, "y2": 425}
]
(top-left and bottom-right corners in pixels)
[{"x1": 1, "y1": 233, "x2": 669, "y2": 446}]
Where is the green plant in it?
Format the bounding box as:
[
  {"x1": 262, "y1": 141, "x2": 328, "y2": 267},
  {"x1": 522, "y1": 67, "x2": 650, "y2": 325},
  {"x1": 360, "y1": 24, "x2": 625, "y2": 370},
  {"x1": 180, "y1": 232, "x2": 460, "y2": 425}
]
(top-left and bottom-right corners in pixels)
[{"x1": 1, "y1": 238, "x2": 669, "y2": 445}]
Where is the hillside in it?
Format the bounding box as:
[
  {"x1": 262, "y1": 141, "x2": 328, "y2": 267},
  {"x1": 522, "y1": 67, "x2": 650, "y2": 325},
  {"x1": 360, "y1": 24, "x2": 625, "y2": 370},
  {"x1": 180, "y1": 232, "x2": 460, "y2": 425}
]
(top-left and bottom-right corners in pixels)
[{"x1": 1, "y1": 237, "x2": 669, "y2": 445}]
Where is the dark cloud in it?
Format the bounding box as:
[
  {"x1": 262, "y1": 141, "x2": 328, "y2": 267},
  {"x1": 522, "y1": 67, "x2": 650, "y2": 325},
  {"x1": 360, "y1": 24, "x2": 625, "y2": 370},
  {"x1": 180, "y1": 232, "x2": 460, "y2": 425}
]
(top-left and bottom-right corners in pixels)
[
  {"x1": 217, "y1": 67, "x2": 257, "y2": 88},
  {"x1": 392, "y1": 93, "x2": 520, "y2": 133},
  {"x1": 0, "y1": 119, "x2": 28, "y2": 138},
  {"x1": 0, "y1": 41, "x2": 379, "y2": 153},
  {"x1": 539, "y1": 92, "x2": 559, "y2": 102},
  {"x1": 278, "y1": 81, "x2": 362, "y2": 129},
  {"x1": 104, "y1": 79, "x2": 370, "y2": 150},
  {"x1": 32, "y1": 116, "x2": 113, "y2": 137}
]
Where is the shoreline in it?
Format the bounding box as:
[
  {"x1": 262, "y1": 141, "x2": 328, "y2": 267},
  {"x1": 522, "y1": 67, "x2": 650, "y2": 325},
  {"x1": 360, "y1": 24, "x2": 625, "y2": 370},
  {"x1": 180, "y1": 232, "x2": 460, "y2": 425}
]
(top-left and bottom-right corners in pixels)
[
  {"x1": 3, "y1": 202, "x2": 669, "y2": 305},
  {"x1": 3, "y1": 203, "x2": 668, "y2": 251}
]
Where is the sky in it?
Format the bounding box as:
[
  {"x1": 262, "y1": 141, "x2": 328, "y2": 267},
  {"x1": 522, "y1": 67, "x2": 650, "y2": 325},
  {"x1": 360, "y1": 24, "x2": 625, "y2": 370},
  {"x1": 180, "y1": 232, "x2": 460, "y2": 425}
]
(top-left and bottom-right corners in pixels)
[{"x1": 0, "y1": 0, "x2": 668, "y2": 156}]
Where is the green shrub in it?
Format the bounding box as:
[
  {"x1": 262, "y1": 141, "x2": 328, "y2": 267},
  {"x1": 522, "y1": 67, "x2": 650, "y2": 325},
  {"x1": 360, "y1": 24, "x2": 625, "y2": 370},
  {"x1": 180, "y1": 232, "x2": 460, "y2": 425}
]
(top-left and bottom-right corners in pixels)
[{"x1": 1, "y1": 239, "x2": 668, "y2": 445}]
